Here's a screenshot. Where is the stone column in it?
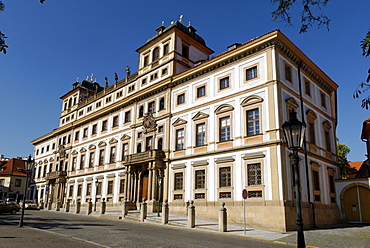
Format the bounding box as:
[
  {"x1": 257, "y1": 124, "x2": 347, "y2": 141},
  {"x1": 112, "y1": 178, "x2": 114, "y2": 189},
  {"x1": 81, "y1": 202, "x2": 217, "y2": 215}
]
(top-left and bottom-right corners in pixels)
[
  {"x1": 124, "y1": 171, "x2": 129, "y2": 200},
  {"x1": 140, "y1": 198, "x2": 147, "y2": 222},
  {"x1": 148, "y1": 167, "x2": 153, "y2": 200},
  {"x1": 152, "y1": 168, "x2": 158, "y2": 201},
  {"x1": 47, "y1": 199, "x2": 52, "y2": 210},
  {"x1": 218, "y1": 202, "x2": 227, "y2": 232},
  {"x1": 187, "y1": 200, "x2": 195, "y2": 228},
  {"x1": 162, "y1": 199, "x2": 169, "y2": 225},
  {"x1": 56, "y1": 199, "x2": 61, "y2": 211},
  {"x1": 133, "y1": 172, "x2": 137, "y2": 202}
]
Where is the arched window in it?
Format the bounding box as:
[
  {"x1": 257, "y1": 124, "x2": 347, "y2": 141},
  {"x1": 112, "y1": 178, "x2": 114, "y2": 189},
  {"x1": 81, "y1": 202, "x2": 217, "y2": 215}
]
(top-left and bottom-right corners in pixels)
[{"x1": 152, "y1": 47, "x2": 160, "y2": 62}]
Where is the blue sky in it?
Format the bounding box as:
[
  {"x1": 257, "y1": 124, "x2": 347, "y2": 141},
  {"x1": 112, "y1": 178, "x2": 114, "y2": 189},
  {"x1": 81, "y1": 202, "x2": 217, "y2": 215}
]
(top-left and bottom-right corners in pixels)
[{"x1": 0, "y1": 0, "x2": 368, "y2": 162}]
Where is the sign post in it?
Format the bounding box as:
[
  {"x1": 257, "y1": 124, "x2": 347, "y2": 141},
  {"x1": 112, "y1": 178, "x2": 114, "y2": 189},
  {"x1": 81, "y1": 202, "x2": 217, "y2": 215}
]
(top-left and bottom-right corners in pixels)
[{"x1": 242, "y1": 189, "x2": 248, "y2": 235}]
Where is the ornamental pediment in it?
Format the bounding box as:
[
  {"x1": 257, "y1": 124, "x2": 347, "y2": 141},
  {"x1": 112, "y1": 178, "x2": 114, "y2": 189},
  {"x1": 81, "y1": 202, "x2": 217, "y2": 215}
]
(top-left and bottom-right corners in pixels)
[
  {"x1": 192, "y1": 112, "x2": 209, "y2": 121},
  {"x1": 88, "y1": 144, "x2": 96, "y2": 150},
  {"x1": 285, "y1": 97, "x2": 299, "y2": 109},
  {"x1": 80, "y1": 147, "x2": 87, "y2": 153},
  {"x1": 109, "y1": 138, "x2": 118, "y2": 144},
  {"x1": 98, "y1": 141, "x2": 107, "y2": 147},
  {"x1": 172, "y1": 118, "x2": 187, "y2": 126},
  {"x1": 241, "y1": 95, "x2": 263, "y2": 107},
  {"x1": 214, "y1": 104, "x2": 234, "y2": 114},
  {"x1": 120, "y1": 134, "x2": 131, "y2": 141},
  {"x1": 71, "y1": 150, "x2": 78, "y2": 155}
]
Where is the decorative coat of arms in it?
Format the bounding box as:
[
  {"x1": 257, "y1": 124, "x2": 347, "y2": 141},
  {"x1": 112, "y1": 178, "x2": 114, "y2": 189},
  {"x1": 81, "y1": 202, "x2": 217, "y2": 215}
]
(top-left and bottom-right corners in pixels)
[
  {"x1": 58, "y1": 145, "x2": 66, "y2": 158},
  {"x1": 143, "y1": 113, "x2": 157, "y2": 133}
]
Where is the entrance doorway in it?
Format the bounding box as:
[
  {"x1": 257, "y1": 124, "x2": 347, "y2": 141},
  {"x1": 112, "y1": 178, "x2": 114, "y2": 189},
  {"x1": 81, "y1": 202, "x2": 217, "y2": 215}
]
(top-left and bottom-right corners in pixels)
[
  {"x1": 141, "y1": 171, "x2": 149, "y2": 200},
  {"x1": 343, "y1": 186, "x2": 370, "y2": 223}
]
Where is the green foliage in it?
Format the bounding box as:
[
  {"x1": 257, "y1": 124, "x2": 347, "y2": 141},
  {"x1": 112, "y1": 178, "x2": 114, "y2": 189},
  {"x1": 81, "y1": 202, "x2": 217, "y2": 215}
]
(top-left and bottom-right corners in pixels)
[
  {"x1": 271, "y1": 0, "x2": 331, "y2": 33},
  {"x1": 337, "y1": 138, "x2": 351, "y2": 179}
]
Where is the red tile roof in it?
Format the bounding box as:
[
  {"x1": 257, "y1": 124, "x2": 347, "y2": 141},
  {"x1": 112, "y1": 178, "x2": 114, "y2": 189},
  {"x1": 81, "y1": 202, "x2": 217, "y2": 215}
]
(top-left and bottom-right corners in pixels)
[
  {"x1": 348, "y1": 161, "x2": 363, "y2": 171},
  {"x1": 0, "y1": 158, "x2": 26, "y2": 176}
]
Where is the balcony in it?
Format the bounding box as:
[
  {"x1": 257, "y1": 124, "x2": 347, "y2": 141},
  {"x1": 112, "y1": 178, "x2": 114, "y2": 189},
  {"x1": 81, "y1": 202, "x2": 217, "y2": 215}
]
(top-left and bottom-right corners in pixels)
[
  {"x1": 46, "y1": 171, "x2": 67, "y2": 180},
  {"x1": 124, "y1": 150, "x2": 165, "y2": 165}
]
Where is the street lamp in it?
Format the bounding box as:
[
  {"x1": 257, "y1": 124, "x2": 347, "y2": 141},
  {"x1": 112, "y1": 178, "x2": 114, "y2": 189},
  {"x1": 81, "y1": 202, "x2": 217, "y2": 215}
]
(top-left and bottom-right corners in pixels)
[
  {"x1": 94, "y1": 179, "x2": 100, "y2": 211},
  {"x1": 282, "y1": 109, "x2": 306, "y2": 248},
  {"x1": 19, "y1": 155, "x2": 34, "y2": 227},
  {"x1": 157, "y1": 171, "x2": 162, "y2": 217}
]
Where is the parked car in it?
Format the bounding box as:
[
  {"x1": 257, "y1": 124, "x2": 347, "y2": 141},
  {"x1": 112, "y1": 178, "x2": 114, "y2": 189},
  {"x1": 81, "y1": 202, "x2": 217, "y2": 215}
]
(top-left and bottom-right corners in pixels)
[
  {"x1": 19, "y1": 200, "x2": 38, "y2": 209},
  {"x1": 0, "y1": 201, "x2": 20, "y2": 214}
]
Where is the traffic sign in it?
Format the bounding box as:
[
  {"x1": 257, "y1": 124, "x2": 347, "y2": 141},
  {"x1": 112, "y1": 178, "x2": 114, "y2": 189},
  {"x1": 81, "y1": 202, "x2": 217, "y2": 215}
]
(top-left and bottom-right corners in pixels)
[{"x1": 242, "y1": 189, "x2": 248, "y2": 199}]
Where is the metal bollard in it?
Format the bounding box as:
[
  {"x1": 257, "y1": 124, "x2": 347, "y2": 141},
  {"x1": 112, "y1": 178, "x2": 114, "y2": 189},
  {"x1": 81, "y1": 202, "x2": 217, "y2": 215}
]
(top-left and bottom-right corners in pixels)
[
  {"x1": 56, "y1": 200, "x2": 61, "y2": 211},
  {"x1": 65, "y1": 199, "x2": 70, "y2": 212},
  {"x1": 218, "y1": 202, "x2": 227, "y2": 232},
  {"x1": 75, "y1": 200, "x2": 81, "y2": 214},
  {"x1": 122, "y1": 198, "x2": 128, "y2": 218},
  {"x1": 87, "y1": 199, "x2": 92, "y2": 215},
  {"x1": 162, "y1": 199, "x2": 169, "y2": 225},
  {"x1": 187, "y1": 200, "x2": 195, "y2": 228},
  {"x1": 140, "y1": 198, "x2": 147, "y2": 222},
  {"x1": 100, "y1": 198, "x2": 106, "y2": 215}
]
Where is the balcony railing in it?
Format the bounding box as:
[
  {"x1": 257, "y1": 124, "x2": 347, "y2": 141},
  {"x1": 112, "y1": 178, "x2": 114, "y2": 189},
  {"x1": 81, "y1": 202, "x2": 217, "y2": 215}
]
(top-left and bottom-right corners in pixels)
[
  {"x1": 124, "y1": 150, "x2": 165, "y2": 164},
  {"x1": 46, "y1": 171, "x2": 67, "y2": 180}
]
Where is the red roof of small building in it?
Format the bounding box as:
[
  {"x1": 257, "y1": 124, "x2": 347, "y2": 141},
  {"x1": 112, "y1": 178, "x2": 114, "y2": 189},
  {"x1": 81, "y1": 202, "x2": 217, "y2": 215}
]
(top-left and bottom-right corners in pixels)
[
  {"x1": 348, "y1": 161, "x2": 363, "y2": 171},
  {"x1": 0, "y1": 158, "x2": 26, "y2": 176}
]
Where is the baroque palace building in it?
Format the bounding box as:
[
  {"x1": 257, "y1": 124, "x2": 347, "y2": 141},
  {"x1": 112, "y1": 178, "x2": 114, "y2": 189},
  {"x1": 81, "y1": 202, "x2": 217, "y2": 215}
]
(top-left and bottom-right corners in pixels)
[{"x1": 31, "y1": 20, "x2": 339, "y2": 231}]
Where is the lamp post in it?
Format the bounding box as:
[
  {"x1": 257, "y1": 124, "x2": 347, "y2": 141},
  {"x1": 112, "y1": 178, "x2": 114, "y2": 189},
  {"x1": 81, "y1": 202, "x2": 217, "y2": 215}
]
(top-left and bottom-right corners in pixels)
[
  {"x1": 19, "y1": 155, "x2": 34, "y2": 227},
  {"x1": 94, "y1": 179, "x2": 100, "y2": 211},
  {"x1": 157, "y1": 171, "x2": 162, "y2": 217},
  {"x1": 282, "y1": 109, "x2": 306, "y2": 248}
]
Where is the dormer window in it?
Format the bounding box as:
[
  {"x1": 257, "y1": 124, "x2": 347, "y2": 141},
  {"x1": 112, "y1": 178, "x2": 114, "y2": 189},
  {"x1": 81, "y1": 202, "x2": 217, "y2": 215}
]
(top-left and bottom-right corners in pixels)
[{"x1": 152, "y1": 47, "x2": 160, "y2": 62}]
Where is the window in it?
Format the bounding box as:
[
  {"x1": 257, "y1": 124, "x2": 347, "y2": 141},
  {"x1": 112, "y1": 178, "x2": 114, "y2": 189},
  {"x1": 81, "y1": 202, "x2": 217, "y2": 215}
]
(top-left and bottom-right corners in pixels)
[
  {"x1": 71, "y1": 157, "x2": 77, "y2": 171},
  {"x1": 158, "y1": 126, "x2": 164, "y2": 133},
  {"x1": 102, "y1": 120, "x2": 108, "y2": 131},
  {"x1": 176, "y1": 129, "x2": 185, "y2": 150},
  {"x1": 150, "y1": 73, "x2": 158, "y2": 81},
  {"x1": 305, "y1": 80, "x2": 311, "y2": 96},
  {"x1": 15, "y1": 179, "x2": 21, "y2": 187},
  {"x1": 107, "y1": 181, "x2": 114, "y2": 194},
  {"x1": 46, "y1": 145, "x2": 50, "y2": 152},
  {"x1": 247, "y1": 109, "x2": 260, "y2": 136},
  {"x1": 122, "y1": 143, "x2": 129, "y2": 161},
  {"x1": 96, "y1": 183, "x2": 102, "y2": 195},
  {"x1": 74, "y1": 131, "x2": 79, "y2": 141},
  {"x1": 174, "y1": 172, "x2": 183, "y2": 190},
  {"x1": 148, "y1": 101, "x2": 155, "y2": 113},
  {"x1": 196, "y1": 85, "x2": 206, "y2": 98},
  {"x1": 219, "y1": 76, "x2": 230, "y2": 90},
  {"x1": 312, "y1": 169, "x2": 321, "y2": 202},
  {"x1": 145, "y1": 136, "x2": 153, "y2": 151},
  {"x1": 113, "y1": 116, "x2": 119, "y2": 127},
  {"x1": 182, "y1": 43, "x2": 189, "y2": 58},
  {"x1": 159, "y1": 97, "x2": 165, "y2": 110},
  {"x1": 106, "y1": 96, "x2": 112, "y2": 103},
  {"x1": 325, "y1": 130, "x2": 331, "y2": 152},
  {"x1": 158, "y1": 138, "x2": 163, "y2": 150},
  {"x1": 152, "y1": 47, "x2": 160, "y2": 62},
  {"x1": 196, "y1": 123, "x2": 206, "y2": 146},
  {"x1": 163, "y1": 43, "x2": 169, "y2": 56},
  {"x1": 98, "y1": 149, "x2": 105, "y2": 166},
  {"x1": 220, "y1": 116, "x2": 231, "y2": 141},
  {"x1": 119, "y1": 179, "x2": 125, "y2": 194},
  {"x1": 247, "y1": 163, "x2": 261, "y2": 186},
  {"x1": 116, "y1": 90, "x2": 123, "y2": 98},
  {"x1": 124, "y1": 111, "x2": 131, "y2": 123},
  {"x1": 128, "y1": 85, "x2": 135, "y2": 93},
  {"x1": 96, "y1": 101, "x2": 102, "y2": 108},
  {"x1": 86, "y1": 183, "x2": 92, "y2": 196},
  {"x1": 219, "y1": 167, "x2": 231, "y2": 187},
  {"x1": 0, "y1": 179, "x2": 4, "y2": 186},
  {"x1": 321, "y1": 92, "x2": 326, "y2": 108},
  {"x1": 162, "y1": 68, "x2": 168, "y2": 75},
  {"x1": 285, "y1": 64, "x2": 292, "y2": 82},
  {"x1": 89, "y1": 152, "x2": 95, "y2": 168},
  {"x1": 83, "y1": 128, "x2": 88, "y2": 138},
  {"x1": 87, "y1": 106, "x2": 92, "y2": 112},
  {"x1": 69, "y1": 185, "x2": 74, "y2": 197},
  {"x1": 328, "y1": 172, "x2": 336, "y2": 203},
  {"x1": 110, "y1": 146, "x2": 116, "y2": 163},
  {"x1": 143, "y1": 55, "x2": 149, "y2": 66},
  {"x1": 246, "y1": 66, "x2": 258, "y2": 80},
  {"x1": 80, "y1": 154, "x2": 85, "y2": 169},
  {"x1": 141, "y1": 78, "x2": 147, "y2": 85},
  {"x1": 79, "y1": 110, "x2": 84, "y2": 116},
  {"x1": 139, "y1": 106, "x2": 144, "y2": 118},
  {"x1": 195, "y1": 170, "x2": 205, "y2": 189},
  {"x1": 92, "y1": 124, "x2": 97, "y2": 135},
  {"x1": 177, "y1": 93, "x2": 185, "y2": 105},
  {"x1": 77, "y1": 185, "x2": 82, "y2": 196},
  {"x1": 41, "y1": 147, "x2": 44, "y2": 154},
  {"x1": 308, "y1": 121, "x2": 316, "y2": 144}
]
